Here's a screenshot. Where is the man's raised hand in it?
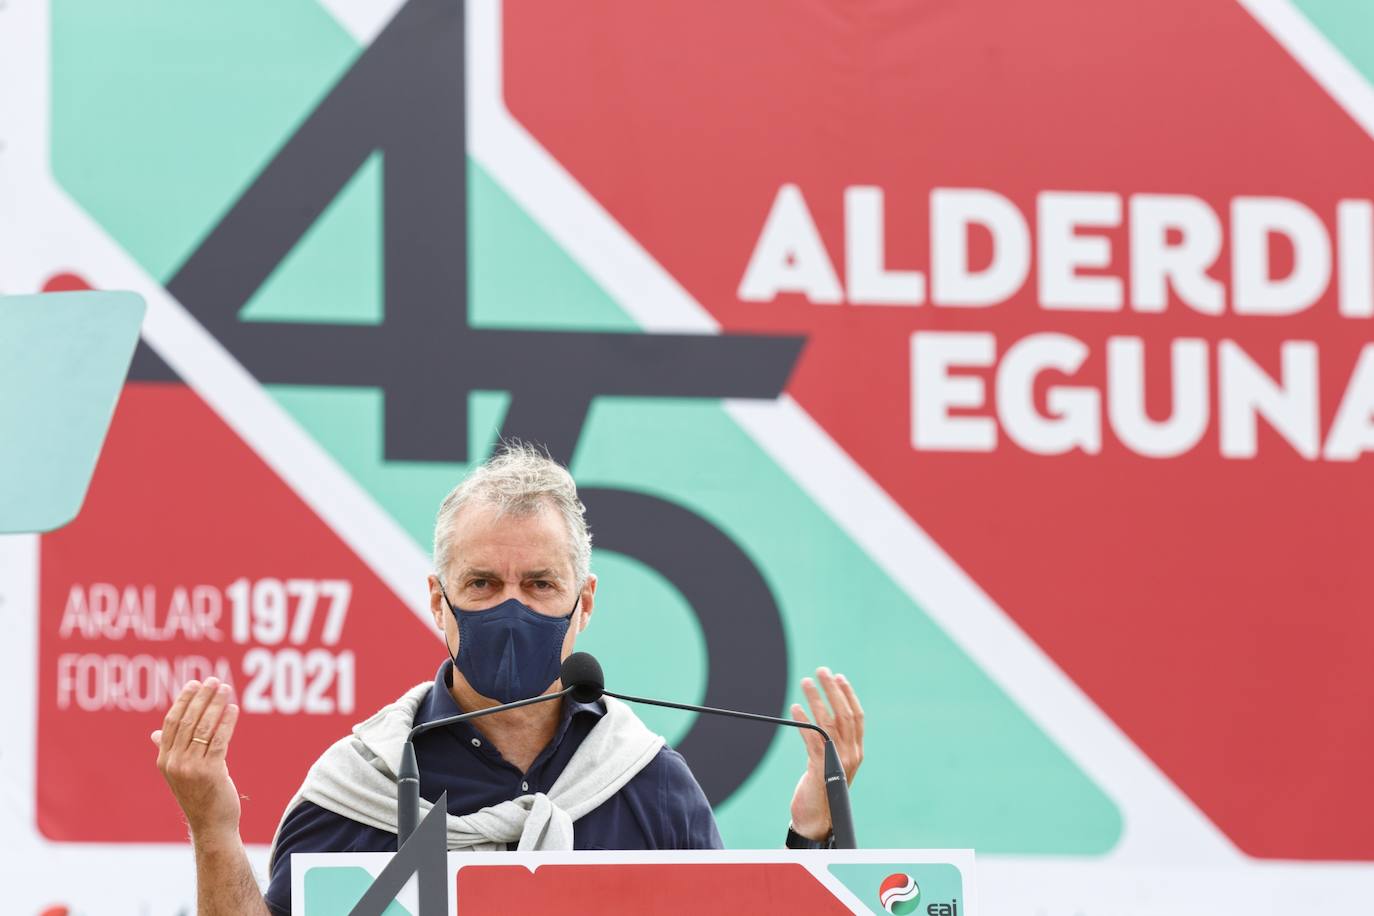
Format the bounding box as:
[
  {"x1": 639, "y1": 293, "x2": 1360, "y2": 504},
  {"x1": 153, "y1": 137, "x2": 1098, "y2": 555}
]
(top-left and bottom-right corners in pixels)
[
  {"x1": 150, "y1": 678, "x2": 243, "y2": 841},
  {"x1": 787, "y1": 667, "x2": 865, "y2": 842}
]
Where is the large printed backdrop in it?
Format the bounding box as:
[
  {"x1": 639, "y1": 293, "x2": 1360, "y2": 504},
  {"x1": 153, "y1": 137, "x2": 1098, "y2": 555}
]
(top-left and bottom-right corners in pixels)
[{"x1": 17, "y1": 0, "x2": 1374, "y2": 886}]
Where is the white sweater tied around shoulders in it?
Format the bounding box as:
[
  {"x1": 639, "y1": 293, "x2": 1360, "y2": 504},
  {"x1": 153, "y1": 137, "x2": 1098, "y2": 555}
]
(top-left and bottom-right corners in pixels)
[{"x1": 268, "y1": 681, "x2": 664, "y2": 869}]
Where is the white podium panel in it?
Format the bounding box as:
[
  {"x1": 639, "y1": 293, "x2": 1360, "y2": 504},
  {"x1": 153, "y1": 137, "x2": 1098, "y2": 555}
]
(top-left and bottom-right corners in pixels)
[{"x1": 290, "y1": 848, "x2": 977, "y2": 915}]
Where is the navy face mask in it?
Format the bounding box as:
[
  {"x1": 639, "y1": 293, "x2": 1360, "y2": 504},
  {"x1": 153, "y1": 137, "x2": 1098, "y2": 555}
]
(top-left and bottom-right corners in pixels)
[{"x1": 440, "y1": 588, "x2": 578, "y2": 703}]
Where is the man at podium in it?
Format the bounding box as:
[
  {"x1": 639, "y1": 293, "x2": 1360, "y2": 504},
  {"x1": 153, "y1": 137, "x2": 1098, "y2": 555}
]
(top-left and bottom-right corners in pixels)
[{"x1": 148, "y1": 445, "x2": 865, "y2": 915}]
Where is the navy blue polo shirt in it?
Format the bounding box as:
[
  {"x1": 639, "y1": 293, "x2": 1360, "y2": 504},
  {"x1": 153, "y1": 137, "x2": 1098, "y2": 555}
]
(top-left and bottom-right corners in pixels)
[{"x1": 265, "y1": 661, "x2": 722, "y2": 914}]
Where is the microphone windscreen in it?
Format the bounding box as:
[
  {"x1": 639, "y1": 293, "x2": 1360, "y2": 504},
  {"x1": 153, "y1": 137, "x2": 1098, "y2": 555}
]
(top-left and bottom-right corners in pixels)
[{"x1": 561, "y1": 651, "x2": 604, "y2": 703}]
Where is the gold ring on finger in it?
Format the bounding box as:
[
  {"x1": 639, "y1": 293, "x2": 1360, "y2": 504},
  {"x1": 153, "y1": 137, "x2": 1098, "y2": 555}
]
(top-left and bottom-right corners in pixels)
[{"x1": 191, "y1": 737, "x2": 210, "y2": 745}]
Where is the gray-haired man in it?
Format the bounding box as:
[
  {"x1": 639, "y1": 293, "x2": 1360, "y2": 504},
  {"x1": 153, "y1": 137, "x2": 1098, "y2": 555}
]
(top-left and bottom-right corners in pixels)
[{"x1": 151, "y1": 444, "x2": 865, "y2": 915}]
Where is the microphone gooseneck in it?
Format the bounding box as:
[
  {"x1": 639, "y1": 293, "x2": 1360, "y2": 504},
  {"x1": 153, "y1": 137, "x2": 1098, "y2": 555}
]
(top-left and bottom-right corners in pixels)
[
  {"x1": 600, "y1": 688, "x2": 857, "y2": 848},
  {"x1": 397, "y1": 741, "x2": 421, "y2": 846},
  {"x1": 595, "y1": 669, "x2": 858, "y2": 849}
]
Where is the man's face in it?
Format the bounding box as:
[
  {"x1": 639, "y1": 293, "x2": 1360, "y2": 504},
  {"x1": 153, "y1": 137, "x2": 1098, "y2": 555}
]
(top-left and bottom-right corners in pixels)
[{"x1": 427, "y1": 500, "x2": 595, "y2": 696}]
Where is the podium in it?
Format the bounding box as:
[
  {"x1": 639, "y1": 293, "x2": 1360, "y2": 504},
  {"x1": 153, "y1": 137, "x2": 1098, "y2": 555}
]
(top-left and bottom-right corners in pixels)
[{"x1": 290, "y1": 848, "x2": 977, "y2": 915}]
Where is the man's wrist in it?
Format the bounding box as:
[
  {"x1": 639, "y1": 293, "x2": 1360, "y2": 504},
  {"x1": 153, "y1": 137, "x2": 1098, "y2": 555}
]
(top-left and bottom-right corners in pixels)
[
  {"x1": 788, "y1": 817, "x2": 831, "y2": 843},
  {"x1": 190, "y1": 824, "x2": 244, "y2": 856},
  {"x1": 786, "y1": 821, "x2": 835, "y2": 849}
]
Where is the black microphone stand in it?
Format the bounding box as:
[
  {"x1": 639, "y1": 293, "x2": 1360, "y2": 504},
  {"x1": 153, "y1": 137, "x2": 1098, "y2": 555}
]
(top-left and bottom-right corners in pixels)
[{"x1": 601, "y1": 689, "x2": 858, "y2": 849}]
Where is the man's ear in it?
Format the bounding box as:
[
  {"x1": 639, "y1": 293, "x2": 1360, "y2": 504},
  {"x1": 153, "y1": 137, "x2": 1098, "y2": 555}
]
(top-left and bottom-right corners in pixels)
[
  {"x1": 577, "y1": 573, "x2": 597, "y2": 633},
  {"x1": 427, "y1": 574, "x2": 447, "y2": 631}
]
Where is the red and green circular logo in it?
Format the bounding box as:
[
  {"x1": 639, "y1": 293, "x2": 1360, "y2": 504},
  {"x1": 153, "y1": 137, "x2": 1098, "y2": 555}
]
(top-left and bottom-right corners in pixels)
[{"x1": 878, "y1": 872, "x2": 920, "y2": 914}]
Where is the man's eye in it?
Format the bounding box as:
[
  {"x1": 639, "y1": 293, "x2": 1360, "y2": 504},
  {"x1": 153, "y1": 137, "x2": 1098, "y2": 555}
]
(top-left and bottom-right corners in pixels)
[
  {"x1": 469, "y1": 579, "x2": 490, "y2": 589},
  {"x1": 532, "y1": 580, "x2": 553, "y2": 590}
]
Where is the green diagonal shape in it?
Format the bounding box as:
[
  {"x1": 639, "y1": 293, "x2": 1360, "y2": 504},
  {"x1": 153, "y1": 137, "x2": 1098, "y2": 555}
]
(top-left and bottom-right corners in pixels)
[
  {"x1": 240, "y1": 151, "x2": 384, "y2": 325},
  {"x1": 1291, "y1": 1, "x2": 1374, "y2": 83},
  {"x1": 304, "y1": 866, "x2": 411, "y2": 916}
]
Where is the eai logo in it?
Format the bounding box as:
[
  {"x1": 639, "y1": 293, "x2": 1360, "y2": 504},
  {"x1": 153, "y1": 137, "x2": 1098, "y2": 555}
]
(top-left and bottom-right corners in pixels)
[
  {"x1": 878, "y1": 871, "x2": 962, "y2": 916},
  {"x1": 878, "y1": 873, "x2": 920, "y2": 914}
]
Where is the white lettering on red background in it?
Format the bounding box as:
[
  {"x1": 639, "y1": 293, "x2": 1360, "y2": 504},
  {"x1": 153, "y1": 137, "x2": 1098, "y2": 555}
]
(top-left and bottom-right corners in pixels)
[{"x1": 740, "y1": 184, "x2": 1374, "y2": 460}]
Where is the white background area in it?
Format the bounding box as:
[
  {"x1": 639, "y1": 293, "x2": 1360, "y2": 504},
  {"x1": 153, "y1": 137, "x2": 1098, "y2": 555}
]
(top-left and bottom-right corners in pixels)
[{"x1": 3, "y1": 0, "x2": 1374, "y2": 911}]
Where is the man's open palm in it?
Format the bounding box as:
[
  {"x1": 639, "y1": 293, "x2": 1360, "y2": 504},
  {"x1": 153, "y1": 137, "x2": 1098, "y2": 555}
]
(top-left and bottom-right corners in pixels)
[
  {"x1": 788, "y1": 667, "x2": 865, "y2": 842},
  {"x1": 150, "y1": 678, "x2": 243, "y2": 840}
]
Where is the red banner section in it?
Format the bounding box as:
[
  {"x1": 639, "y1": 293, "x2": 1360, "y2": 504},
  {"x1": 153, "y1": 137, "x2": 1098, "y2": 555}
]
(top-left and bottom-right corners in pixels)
[
  {"x1": 504, "y1": 0, "x2": 1374, "y2": 858},
  {"x1": 456, "y1": 863, "x2": 852, "y2": 914},
  {"x1": 38, "y1": 383, "x2": 438, "y2": 842}
]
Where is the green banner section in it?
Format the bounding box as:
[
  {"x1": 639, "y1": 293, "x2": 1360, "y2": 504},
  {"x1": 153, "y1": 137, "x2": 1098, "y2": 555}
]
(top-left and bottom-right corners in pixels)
[{"x1": 304, "y1": 866, "x2": 410, "y2": 916}]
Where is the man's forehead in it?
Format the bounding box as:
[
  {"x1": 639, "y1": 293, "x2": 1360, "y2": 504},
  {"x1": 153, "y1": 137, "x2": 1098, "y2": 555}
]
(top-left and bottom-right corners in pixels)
[{"x1": 445, "y1": 501, "x2": 574, "y2": 572}]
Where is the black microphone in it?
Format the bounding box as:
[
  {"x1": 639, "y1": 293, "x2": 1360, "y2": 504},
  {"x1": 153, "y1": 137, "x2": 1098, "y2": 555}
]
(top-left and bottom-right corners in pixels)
[
  {"x1": 395, "y1": 657, "x2": 592, "y2": 846},
  {"x1": 559, "y1": 651, "x2": 606, "y2": 703},
  {"x1": 561, "y1": 652, "x2": 858, "y2": 849}
]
